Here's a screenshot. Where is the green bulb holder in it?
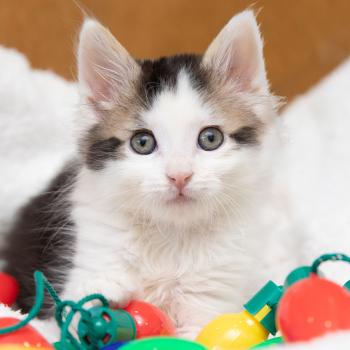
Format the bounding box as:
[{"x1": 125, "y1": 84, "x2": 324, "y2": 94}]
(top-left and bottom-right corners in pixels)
[
  {"x1": 285, "y1": 253, "x2": 350, "y2": 291},
  {"x1": 284, "y1": 266, "x2": 313, "y2": 290},
  {"x1": 244, "y1": 281, "x2": 283, "y2": 335},
  {"x1": 344, "y1": 280, "x2": 350, "y2": 291},
  {"x1": 78, "y1": 306, "x2": 136, "y2": 350}
]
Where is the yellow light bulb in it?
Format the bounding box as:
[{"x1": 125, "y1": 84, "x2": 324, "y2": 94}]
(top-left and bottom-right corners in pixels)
[{"x1": 196, "y1": 310, "x2": 269, "y2": 350}]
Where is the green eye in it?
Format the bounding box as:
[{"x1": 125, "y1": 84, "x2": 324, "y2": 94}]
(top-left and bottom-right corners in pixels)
[
  {"x1": 130, "y1": 131, "x2": 156, "y2": 155},
  {"x1": 198, "y1": 127, "x2": 224, "y2": 151}
]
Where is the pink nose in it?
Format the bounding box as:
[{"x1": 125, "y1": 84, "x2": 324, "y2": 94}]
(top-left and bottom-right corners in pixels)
[{"x1": 167, "y1": 172, "x2": 193, "y2": 191}]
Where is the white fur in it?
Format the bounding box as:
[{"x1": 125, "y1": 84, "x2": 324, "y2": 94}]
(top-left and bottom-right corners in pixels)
[{"x1": 59, "y1": 11, "x2": 279, "y2": 338}]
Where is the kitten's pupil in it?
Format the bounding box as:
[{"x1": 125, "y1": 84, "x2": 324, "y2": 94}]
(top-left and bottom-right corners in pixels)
[
  {"x1": 139, "y1": 136, "x2": 147, "y2": 147},
  {"x1": 208, "y1": 133, "x2": 215, "y2": 143}
]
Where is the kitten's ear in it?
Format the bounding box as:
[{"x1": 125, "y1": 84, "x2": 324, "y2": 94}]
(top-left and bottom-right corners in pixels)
[
  {"x1": 78, "y1": 19, "x2": 140, "y2": 109},
  {"x1": 203, "y1": 11, "x2": 268, "y2": 93}
]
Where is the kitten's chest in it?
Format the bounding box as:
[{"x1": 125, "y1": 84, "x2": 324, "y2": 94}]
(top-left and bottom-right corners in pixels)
[
  {"x1": 130, "y1": 229, "x2": 241, "y2": 298},
  {"x1": 132, "y1": 236, "x2": 208, "y2": 307}
]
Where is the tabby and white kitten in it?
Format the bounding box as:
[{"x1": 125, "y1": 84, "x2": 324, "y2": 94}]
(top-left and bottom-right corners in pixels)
[{"x1": 3, "y1": 11, "x2": 279, "y2": 337}]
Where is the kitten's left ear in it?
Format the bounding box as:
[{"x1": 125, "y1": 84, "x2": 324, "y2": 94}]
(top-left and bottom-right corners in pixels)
[
  {"x1": 203, "y1": 11, "x2": 268, "y2": 94},
  {"x1": 78, "y1": 19, "x2": 140, "y2": 110}
]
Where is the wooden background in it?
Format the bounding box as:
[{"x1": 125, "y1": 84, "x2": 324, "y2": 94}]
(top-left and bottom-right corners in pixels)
[{"x1": 0, "y1": 0, "x2": 349, "y2": 101}]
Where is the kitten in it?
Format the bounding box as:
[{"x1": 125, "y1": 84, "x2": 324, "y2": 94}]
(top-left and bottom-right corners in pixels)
[{"x1": 2, "y1": 10, "x2": 279, "y2": 338}]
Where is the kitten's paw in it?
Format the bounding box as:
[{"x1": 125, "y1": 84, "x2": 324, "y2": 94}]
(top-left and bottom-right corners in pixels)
[
  {"x1": 99, "y1": 283, "x2": 133, "y2": 309},
  {"x1": 61, "y1": 277, "x2": 133, "y2": 310}
]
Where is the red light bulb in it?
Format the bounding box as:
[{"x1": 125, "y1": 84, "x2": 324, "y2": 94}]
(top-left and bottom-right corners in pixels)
[
  {"x1": 124, "y1": 301, "x2": 176, "y2": 338},
  {"x1": 277, "y1": 274, "x2": 350, "y2": 342},
  {"x1": 0, "y1": 317, "x2": 52, "y2": 348},
  {"x1": 0, "y1": 273, "x2": 19, "y2": 306}
]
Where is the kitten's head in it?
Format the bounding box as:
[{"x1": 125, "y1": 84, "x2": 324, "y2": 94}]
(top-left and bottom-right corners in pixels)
[{"x1": 76, "y1": 11, "x2": 278, "y2": 228}]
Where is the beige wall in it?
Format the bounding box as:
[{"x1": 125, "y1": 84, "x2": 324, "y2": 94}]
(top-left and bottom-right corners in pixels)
[{"x1": 0, "y1": 0, "x2": 349, "y2": 100}]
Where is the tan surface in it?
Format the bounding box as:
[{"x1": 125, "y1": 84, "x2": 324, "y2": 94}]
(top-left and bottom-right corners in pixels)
[{"x1": 0, "y1": 0, "x2": 349, "y2": 100}]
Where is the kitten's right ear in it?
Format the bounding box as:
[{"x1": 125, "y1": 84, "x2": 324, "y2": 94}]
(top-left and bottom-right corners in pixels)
[
  {"x1": 78, "y1": 19, "x2": 140, "y2": 110},
  {"x1": 203, "y1": 11, "x2": 268, "y2": 94}
]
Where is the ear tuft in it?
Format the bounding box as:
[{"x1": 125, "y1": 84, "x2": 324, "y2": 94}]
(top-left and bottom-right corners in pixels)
[
  {"x1": 78, "y1": 18, "x2": 139, "y2": 110},
  {"x1": 203, "y1": 10, "x2": 268, "y2": 94}
]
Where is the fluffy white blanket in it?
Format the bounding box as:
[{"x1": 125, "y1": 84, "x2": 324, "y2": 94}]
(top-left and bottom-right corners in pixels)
[{"x1": 0, "y1": 46, "x2": 350, "y2": 348}]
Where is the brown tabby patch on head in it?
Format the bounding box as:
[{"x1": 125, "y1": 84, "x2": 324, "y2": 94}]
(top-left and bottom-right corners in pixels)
[
  {"x1": 80, "y1": 87, "x2": 143, "y2": 171},
  {"x1": 201, "y1": 69, "x2": 268, "y2": 146}
]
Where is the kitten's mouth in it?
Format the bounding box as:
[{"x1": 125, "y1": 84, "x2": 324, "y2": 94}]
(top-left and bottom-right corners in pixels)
[{"x1": 167, "y1": 193, "x2": 194, "y2": 205}]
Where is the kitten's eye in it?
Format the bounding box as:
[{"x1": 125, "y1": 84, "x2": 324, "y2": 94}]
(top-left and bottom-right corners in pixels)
[
  {"x1": 130, "y1": 131, "x2": 156, "y2": 155},
  {"x1": 198, "y1": 127, "x2": 224, "y2": 151}
]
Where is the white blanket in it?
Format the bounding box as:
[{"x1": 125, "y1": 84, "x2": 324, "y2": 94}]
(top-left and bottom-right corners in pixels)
[
  {"x1": 0, "y1": 47, "x2": 77, "y2": 240},
  {"x1": 0, "y1": 46, "x2": 349, "y2": 348}
]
